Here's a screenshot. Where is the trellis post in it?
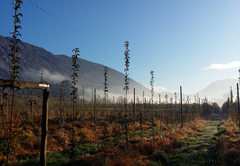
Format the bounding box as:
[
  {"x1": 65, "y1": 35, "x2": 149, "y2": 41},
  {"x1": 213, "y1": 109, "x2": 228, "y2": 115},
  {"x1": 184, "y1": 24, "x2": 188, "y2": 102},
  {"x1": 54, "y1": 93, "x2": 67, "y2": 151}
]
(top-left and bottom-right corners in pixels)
[
  {"x1": 40, "y1": 87, "x2": 49, "y2": 166},
  {"x1": 0, "y1": 79, "x2": 49, "y2": 166},
  {"x1": 180, "y1": 86, "x2": 183, "y2": 128}
]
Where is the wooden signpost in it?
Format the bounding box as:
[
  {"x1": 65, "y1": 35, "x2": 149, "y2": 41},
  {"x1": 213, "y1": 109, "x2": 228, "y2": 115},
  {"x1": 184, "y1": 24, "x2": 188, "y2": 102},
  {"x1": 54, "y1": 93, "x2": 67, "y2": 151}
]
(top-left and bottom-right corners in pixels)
[{"x1": 0, "y1": 79, "x2": 49, "y2": 166}]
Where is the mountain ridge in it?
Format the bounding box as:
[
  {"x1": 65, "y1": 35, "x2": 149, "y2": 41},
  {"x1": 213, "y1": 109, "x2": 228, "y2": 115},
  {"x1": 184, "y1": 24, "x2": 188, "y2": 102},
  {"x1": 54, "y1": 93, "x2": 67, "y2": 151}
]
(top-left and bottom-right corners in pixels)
[
  {"x1": 195, "y1": 78, "x2": 238, "y2": 106},
  {"x1": 0, "y1": 35, "x2": 152, "y2": 100},
  {"x1": 0, "y1": 35, "x2": 234, "y2": 105}
]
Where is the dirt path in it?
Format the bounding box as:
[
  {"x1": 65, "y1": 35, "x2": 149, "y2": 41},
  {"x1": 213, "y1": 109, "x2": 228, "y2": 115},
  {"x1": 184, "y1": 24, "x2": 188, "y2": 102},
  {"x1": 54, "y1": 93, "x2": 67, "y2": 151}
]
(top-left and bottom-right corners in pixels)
[{"x1": 166, "y1": 114, "x2": 225, "y2": 166}]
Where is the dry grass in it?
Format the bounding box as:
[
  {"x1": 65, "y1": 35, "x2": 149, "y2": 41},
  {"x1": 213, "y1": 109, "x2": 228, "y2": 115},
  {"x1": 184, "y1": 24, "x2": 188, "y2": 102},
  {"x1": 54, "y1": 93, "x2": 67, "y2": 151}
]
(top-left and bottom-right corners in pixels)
[
  {"x1": 128, "y1": 122, "x2": 141, "y2": 131},
  {"x1": 107, "y1": 149, "x2": 150, "y2": 166},
  {"x1": 0, "y1": 117, "x2": 209, "y2": 165},
  {"x1": 212, "y1": 118, "x2": 240, "y2": 165},
  {"x1": 80, "y1": 127, "x2": 95, "y2": 142},
  {"x1": 0, "y1": 99, "x2": 211, "y2": 165}
]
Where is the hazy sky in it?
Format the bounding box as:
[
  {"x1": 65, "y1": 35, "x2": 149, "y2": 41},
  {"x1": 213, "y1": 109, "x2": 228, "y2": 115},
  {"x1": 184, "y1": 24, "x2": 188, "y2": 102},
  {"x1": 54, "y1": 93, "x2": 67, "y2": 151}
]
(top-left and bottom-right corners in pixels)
[{"x1": 1, "y1": 0, "x2": 240, "y2": 94}]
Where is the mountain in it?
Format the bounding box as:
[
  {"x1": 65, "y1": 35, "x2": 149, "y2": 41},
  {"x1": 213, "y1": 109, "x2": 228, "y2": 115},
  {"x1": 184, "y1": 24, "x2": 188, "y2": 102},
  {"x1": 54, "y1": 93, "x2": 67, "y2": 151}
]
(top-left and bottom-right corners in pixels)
[
  {"x1": 195, "y1": 79, "x2": 238, "y2": 106},
  {"x1": 0, "y1": 35, "x2": 236, "y2": 105},
  {"x1": 159, "y1": 79, "x2": 238, "y2": 106},
  {"x1": 0, "y1": 35, "x2": 151, "y2": 100}
]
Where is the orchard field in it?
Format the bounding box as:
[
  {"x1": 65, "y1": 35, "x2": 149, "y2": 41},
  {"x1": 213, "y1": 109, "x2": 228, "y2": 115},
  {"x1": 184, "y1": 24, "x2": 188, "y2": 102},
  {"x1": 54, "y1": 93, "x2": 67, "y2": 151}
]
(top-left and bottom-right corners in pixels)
[{"x1": 1, "y1": 90, "x2": 240, "y2": 166}]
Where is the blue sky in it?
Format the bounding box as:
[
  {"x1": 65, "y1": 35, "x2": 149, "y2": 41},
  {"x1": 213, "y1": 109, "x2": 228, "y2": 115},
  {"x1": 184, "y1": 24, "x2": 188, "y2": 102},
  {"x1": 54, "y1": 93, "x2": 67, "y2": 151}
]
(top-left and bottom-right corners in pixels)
[{"x1": 1, "y1": 0, "x2": 240, "y2": 94}]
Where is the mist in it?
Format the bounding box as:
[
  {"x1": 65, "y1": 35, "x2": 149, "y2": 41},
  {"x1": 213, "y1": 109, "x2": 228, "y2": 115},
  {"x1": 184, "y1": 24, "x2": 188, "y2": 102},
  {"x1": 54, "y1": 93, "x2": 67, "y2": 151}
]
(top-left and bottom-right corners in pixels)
[{"x1": 22, "y1": 68, "x2": 70, "y2": 83}]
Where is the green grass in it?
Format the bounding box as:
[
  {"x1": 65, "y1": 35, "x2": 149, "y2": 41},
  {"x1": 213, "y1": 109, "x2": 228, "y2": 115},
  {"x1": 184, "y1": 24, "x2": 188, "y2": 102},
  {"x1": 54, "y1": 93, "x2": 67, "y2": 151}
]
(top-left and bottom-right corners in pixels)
[
  {"x1": 19, "y1": 153, "x2": 69, "y2": 166},
  {"x1": 169, "y1": 153, "x2": 208, "y2": 166},
  {"x1": 18, "y1": 143, "x2": 98, "y2": 166}
]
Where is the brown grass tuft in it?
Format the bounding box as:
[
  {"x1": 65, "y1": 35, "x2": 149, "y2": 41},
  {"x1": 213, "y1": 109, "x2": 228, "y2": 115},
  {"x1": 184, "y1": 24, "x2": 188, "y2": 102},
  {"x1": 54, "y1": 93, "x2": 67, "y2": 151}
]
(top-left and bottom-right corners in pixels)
[
  {"x1": 140, "y1": 142, "x2": 157, "y2": 155},
  {"x1": 108, "y1": 149, "x2": 150, "y2": 166},
  {"x1": 79, "y1": 127, "x2": 95, "y2": 142}
]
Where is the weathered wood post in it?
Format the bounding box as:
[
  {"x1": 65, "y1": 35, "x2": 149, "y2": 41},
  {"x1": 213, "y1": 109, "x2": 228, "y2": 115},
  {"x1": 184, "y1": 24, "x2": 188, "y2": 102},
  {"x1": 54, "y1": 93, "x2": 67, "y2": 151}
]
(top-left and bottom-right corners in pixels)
[
  {"x1": 133, "y1": 88, "x2": 136, "y2": 123},
  {"x1": 180, "y1": 86, "x2": 183, "y2": 128},
  {"x1": 40, "y1": 87, "x2": 49, "y2": 166},
  {"x1": 237, "y1": 83, "x2": 240, "y2": 130},
  {"x1": 199, "y1": 98, "x2": 201, "y2": 119},
  {"x1": 31, "y1": 90, "x2": 33, "y2": 121},
  {"x1": 0, "y1": 79, "x2": 49, "y2": 165},
  {"x1": 94, "y1": 88, "x2": 96, "y2": 124}
]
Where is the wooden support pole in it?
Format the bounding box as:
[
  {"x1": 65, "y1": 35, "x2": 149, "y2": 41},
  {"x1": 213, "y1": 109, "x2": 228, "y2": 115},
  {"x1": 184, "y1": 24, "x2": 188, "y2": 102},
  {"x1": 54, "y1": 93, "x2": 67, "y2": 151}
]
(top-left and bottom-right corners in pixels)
[
  {"x1": 237, "y1": 83, "x2": 240, "y2": 130},
  {"x1": 142, "y1": 91, "x2": 144, "y2": 104},
  {"x1": 31, "y1": 90, "x2": 33, "y2": 121},
  {"x1": 180, "y1": 86, "x2": 183, "y2": 128},
  {"x1": 94, "y1": 88, "x2": 96, "y2": 124},
  {"x1": 199, "y1": 98, "x2": 201, "y2": 119},
  {"x1": 133, "y1": 88, "x2": 136, "y2": 123},
  {"x1": 0, "y1": 79, "x2": 49, "y2": 89},
  {"x1": 40, "y1": 87, "x2": 49, "y2": 166},
  {"x1": 0, "y1": 79, "x2": 49, "y2": 166}
]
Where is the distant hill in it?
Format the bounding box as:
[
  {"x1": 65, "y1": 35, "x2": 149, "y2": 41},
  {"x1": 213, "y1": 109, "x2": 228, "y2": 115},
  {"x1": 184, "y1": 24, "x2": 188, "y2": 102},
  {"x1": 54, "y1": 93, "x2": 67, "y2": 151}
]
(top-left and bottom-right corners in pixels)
[
  {"x1": 195, "y1": 79, "x2": 238, "y2": 106},
  {"x1": 153, "y1": 78, "x2": 238, "y2": 107},
  {"x1": 0, "y1": 35, "x2": 151, "y2": 100}
]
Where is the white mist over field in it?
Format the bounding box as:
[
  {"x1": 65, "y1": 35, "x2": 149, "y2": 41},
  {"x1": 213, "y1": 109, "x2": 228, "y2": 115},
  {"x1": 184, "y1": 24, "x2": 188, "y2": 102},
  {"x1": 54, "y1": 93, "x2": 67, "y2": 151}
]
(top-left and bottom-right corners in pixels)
[
  {"x1": 19, "y1": 67, "x2": 237, "y2": 107},
  {"x1": 22, "y1": 68, "x2": 70, "y2": 83}
]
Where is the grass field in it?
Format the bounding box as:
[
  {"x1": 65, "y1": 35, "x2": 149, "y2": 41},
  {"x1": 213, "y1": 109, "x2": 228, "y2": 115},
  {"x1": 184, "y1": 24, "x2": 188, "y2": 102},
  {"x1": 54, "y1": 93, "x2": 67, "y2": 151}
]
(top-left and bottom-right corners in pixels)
[{"x1": 0, "y1": 93, "x2": 240, "y2": 166}]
